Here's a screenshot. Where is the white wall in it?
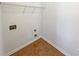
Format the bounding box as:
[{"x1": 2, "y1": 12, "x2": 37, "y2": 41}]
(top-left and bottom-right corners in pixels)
[
  {"x1": 0, "y1": 5, "x2": 3, "y2": 55},
  {"x1": 42, "y1": 2, "x2": 57, "y2": 44},
  {"x1": 1, "y1": 2, "x2": 42, "y2": 55},
  {"x1": 42, "y1": 2, "x2": 79, "y2": 56}
]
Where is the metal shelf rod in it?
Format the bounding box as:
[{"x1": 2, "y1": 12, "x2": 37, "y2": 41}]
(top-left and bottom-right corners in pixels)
[{"x1": 1, "y1": 3, "x2": 44, "y2": 9}]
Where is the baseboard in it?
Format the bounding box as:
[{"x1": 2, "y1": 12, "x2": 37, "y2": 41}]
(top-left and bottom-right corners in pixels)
[
  {"x1": 40, "y1": 36, "x2": 71, "y2": 56},
  {"x1": 8, "y1": 35, "x2": 70, "y2": 56},
  {"x1": 8, "y1": 36, "x2": 41, "y2": 56}
]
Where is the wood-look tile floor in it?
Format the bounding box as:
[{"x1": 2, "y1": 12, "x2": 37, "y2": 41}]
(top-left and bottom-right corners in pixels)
[{"x1": 11, "y1": 38, "x2": 65, "y2": 56}]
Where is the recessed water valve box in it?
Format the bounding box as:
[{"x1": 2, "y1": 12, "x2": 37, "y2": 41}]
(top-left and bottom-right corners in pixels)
[{"x1": 9, "y1": 25, "x2": 17, "y2": 30}]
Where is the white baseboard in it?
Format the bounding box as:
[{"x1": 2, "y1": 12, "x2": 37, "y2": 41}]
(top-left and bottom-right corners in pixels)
[
  {"x1": 8, "y1": 36, "x2": 41, "y2": 56},
  {"x1": 40, "y1": 36, "x2": 71, "y2": 56},
  {"x1": 8, "y1": 35, "x2": 70, "y2": 56}
]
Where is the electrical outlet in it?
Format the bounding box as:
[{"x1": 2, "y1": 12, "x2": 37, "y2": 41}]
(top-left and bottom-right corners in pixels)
[
  {"x1": 34, "y1": 34, "x2": 37, "y2": 37},
  {"x1": 34, "y1": 29, "x2": 37, "y2": 32}
]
